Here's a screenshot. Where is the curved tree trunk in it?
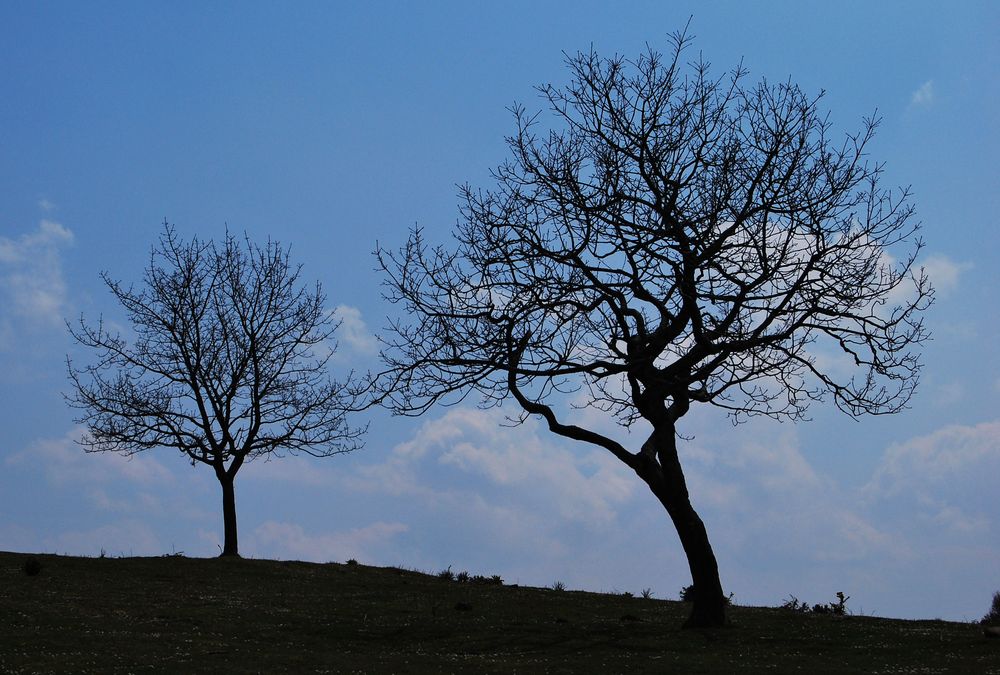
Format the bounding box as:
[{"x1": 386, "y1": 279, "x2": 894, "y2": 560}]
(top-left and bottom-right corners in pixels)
[
  {"x1": 640, "y1": 427, "x2": 726, "y2": 628},
  {"x1": 218, "y1": 474, "x2": 240, "y2": 558},
  {"x1": 653, "y1": 482, "x2": 727, "y2": 628}
]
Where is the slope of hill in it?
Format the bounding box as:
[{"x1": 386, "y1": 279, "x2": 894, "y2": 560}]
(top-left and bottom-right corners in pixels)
[{"x1": 1, "y1": 551, "x2": 996, "y2": 673}]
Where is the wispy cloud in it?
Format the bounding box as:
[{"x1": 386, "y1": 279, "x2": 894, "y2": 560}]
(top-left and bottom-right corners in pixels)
[
  {"x1": 355, "y1": 407, "x2": 636, "y2": 527},
  {"x1": 657, "y1": 408, "x2": 1000, "y2": 618},
  {"x1": 910, "y1": 80, "x2": 934, "y2": 107},
  {"x1": 250, "y1": 520, "x2": 408, "y2": 562},
  {"x1": 325, "y1": 406, "x2": 665, "y2": 586},
  {"x1": 680, "y1": 419, "x2": 900, "y2": 568},
  {"x1": 0, "y1": 220, "x2": 75, "y2": 342},
  {"x1": 333, "y1": 304, "x2": 378, "y2": 355},
  {"x1": 3, "y1": 428, "x2": 214, "y2": 555},
  {"x1": 921, "y1": 254, "x2": 972, "y2": 298},
  {"x1": 327, "y1": 403, "x2": 1000, "y2": 616},
  {"x1": 6, "y1": 427, "x2": 176, "y2": 487},
  {"x1": 865, "y1": 421, "x2": 1000, "y2": 509}
]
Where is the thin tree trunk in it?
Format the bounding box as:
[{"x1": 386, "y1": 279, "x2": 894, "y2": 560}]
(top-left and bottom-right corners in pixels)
[
  {"x1": 639, "y1": 427, "x2": 726, "y2": 628},
  {"x1": 218, "y1": 475, "x2": 240, "y2": 558}
]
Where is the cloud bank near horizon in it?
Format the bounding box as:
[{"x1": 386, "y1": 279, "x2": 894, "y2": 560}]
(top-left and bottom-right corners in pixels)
[{"x1": 4, "y1": 406, "x2": 997, "y2": 621}]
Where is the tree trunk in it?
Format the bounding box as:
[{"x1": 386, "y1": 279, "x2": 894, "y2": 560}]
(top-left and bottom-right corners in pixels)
[
  {"x1": 218, "y1": 474, "x2": 240, "y2": 558},
  {"x1": 640, "y1": 426, "x2": 726, "y2": 628}
]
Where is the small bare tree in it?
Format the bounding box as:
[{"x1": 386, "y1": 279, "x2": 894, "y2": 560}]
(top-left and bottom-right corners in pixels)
[
  {"x1": 68, "y1": 224, "x2": 365, "y2": 557},
  {"x1": 376, "y1": 32, "x2": 932, "y2": 627}
]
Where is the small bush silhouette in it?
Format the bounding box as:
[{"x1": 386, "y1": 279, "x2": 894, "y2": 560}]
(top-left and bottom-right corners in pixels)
[
  {"x1": 346, "y1": 559, "x2": 358, "y2": 566},
  {"x1": 641, "y1": 588, "x2": 654, "y2": 600},
  {"x1": 23, "y1": 558, "x2": 42, "y2": 576},
  {"x1": 437, "y1": 566, "x2": 455, "y2": 581},
  {"x1": 781, "y1": 596, "x2": 811, "y2": 613},
  {"x1": 781, "y1": 592, "x2": 849, "y2": 615},
  {"x1": 982, "y1": 591, "x2": 1000, "y2": 626},
  {"x1": 551, "y1": 580, "x2": 566, "y2": 592},
  {"x1": 456, "y1": 571, "x2": 470, "y2": 583}
]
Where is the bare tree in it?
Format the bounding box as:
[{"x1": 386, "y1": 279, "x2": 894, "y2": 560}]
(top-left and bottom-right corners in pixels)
[
  {"x1": 376, "y1": 32, "x2": 932, "y2": 627},
  {"x1": 68, "y1": 224, "x2": 365, "y2": 557}
]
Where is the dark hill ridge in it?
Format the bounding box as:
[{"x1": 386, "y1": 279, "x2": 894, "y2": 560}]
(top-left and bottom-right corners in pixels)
[{"x1": 0, "y1": 551, "x2": 996, "y2": 673}]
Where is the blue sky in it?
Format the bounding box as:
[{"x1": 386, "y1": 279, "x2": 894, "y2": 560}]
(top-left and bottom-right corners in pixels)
[{"x1": 2, "y1": 1, "x2": 998, "y2": 621}]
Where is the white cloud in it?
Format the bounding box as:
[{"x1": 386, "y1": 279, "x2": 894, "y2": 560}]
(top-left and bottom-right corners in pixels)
[
  {"x1": 680, "y1": 421, "x2": 900, "y2": 567},
  {"x1": 440, "y1": 421, "x2": 634, "y2": 525},
  {"x1": 250, "y1": 520, "x2": 408, "y2": 562},
  {"x1": 0, "y1": 220, "x2": 75, "y2": 340},
  {"x1": 37, "y1": 198, "x2": 56, "y2": 212},
  {"x1": 3, "y1": 428, "x2": 209, "y2": 530},
  {"x1": 333, "y1": 304, "x2": 378, "y2": 356},
  {"x1": 667, "y1": 412, "x2": 1000, "y2": 618},
  {"x1": 336, "y1": 406, "x2": 1000, "y2": 616},
  {"x1": 6, "y1": 427, "x2": 176, "y2": 488},
  {"x1": 921, "y1": 254, "x2": 971, "y2": 298},
  {"x1": 853, "y1": 421, "x2": 1000, "y2": 617},
  {"x1": 0, "y1": 219, "x2": 74, "y2": 264},
  {"x1": 327, "y1": 406, "x2": 677, "y2": 588},
  {"x1": 865, "y1": 421, "x2": 1000, "y2": 507},
  {"x1": 355, "y1": 407, "x2": 636, "y2": 527},
  {"x1": 7, "y1": 403, "x2": 997, "y2": 619},
  {"x1": 910, "y1": 80, "x2": 934, "y2": 107}
]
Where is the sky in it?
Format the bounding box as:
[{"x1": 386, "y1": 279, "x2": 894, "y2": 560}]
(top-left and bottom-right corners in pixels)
[{"x1": 1, "y1": 1, "x2": 998, "y2": 622}]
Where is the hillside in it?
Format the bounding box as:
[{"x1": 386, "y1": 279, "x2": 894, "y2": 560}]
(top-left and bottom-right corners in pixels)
[{"x1": 1, "y1": 551, "x2": 996, "y2": 673}]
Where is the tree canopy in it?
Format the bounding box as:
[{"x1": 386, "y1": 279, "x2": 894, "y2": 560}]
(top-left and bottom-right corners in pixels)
[
  {"x1": 68, "y1": 224, "x2": 365, "y2": 556},
  {"x1": 377, "y1": 31, "x2": 932, "y2": 627}
]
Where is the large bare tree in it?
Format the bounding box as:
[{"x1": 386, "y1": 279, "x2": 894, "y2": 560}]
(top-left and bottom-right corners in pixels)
[
  {"x1": 376, "y1": 32, "x2": 932, "y2": 627},
  {"x1": 68, "y1": 224, "x2": 365, "y2": 557}
]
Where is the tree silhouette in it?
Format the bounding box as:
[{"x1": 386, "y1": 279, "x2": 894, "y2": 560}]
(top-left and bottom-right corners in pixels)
[
  {"x1": 376, "y1": 31, "x2": 932, "y2": 627},
  {"x1": 68, "y1": 224, "x2": 365, "y2": 557}
]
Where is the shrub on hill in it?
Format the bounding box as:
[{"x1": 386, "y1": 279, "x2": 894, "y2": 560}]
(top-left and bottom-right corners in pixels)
[{"x1": 982, "y1": 591, "x2": 1000, "y2": 626}]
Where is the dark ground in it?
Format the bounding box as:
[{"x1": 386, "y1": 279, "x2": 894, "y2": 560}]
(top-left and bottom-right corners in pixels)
[{"x1": 1, "y1": 551, "x2": 997, "y2": 673}]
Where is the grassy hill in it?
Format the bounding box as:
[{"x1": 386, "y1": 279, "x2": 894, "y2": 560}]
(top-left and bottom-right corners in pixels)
[{"x1": 1, "y1": 551, "x2": 997, "y2": 673}]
